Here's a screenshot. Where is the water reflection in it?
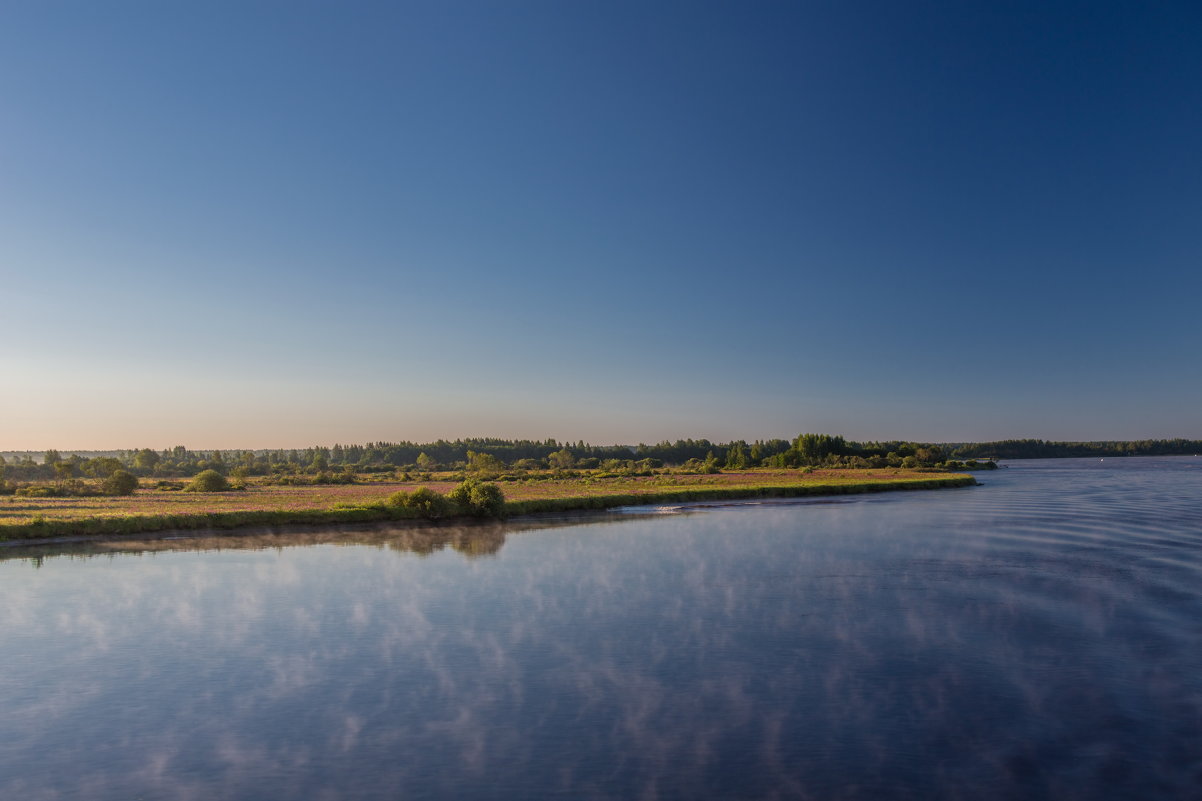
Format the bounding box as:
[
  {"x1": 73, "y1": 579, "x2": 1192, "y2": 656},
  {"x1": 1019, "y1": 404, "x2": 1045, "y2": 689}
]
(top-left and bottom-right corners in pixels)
[
  {"x1": 1, "y1": 461, "x2": 1200, "y2": 799},
  {"x1": 0, "y1": 511, "x2": 655, "y2": 565}
]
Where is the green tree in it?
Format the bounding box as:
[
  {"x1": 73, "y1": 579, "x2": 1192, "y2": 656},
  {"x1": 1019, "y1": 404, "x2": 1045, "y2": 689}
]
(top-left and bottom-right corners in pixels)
[
  {"x1": 548, "y1": 449, "x2": 574, "y2": 470},
  {"x1": 794, "y1": 434, "x2": 846, "y2": 464},
  {"x1": 448, "y1": 479, "x2": 506, "y2": 518},
  {"x1": 511, "y1": 458, "x2": 542, "y2": 471},
  {"x1": 185, "y1": 469, "x2": 231, "y2": 492},
  {"x1": 914, "y1": 446, "x2": 943, "y2": 465},
  {"x1": 466, "y1": 451, "x2": 505, "y2": 473},
  {"x1": 724, "y1": 443, "x2": 747, "y2": 470},
  {"x1": 84, "y1": 457, "x2": 123, "y2": 478},
  {"x1": 133, "y1": 448, "x2": 160, "y2": 471},
  {"x1": 103, "y1": 470, "x2": 139, "y2": 496}
]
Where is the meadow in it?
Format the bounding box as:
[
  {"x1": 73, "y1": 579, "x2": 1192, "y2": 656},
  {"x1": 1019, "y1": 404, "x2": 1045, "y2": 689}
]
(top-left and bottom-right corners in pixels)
[{"x1": 0, "y1": 468, "x2": 975, "y2": 542}]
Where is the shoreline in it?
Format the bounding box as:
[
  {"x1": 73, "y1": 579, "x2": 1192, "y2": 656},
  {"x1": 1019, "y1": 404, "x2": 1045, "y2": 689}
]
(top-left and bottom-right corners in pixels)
[{"x1": 0, "y1": 475, "x2": 976, "y2": 547}]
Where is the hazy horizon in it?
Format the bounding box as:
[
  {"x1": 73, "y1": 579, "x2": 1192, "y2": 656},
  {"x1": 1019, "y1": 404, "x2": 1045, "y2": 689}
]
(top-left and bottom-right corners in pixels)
[{"x1": 4, "y1": 431, "x2": 1200, "y2": 456}]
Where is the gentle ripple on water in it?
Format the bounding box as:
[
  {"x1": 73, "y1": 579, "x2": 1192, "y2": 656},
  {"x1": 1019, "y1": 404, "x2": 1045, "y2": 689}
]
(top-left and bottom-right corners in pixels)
[{"x1": 0, "y1": 457, "x2": 1200, "y2": 799}]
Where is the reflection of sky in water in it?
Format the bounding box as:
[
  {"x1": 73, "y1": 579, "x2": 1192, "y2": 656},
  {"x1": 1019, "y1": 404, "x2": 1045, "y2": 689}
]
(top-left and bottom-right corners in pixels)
[{"x1": 2, "y1": 458, "x2": 1201, "y2": 799}]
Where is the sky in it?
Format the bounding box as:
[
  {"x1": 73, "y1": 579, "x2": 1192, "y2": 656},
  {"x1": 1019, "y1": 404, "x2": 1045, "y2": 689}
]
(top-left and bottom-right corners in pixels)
[{"x1": 2, "y1": 0, "x2": 1200, "y2": 449}]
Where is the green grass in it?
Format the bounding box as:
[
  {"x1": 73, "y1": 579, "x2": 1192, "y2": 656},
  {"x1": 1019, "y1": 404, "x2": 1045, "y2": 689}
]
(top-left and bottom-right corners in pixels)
[
  {"x1": 502, "y1": 475, "x2": 976, "y2": 515},
  {"x1": 0, "y1": 470, "x2": 976, "y2": 542}
]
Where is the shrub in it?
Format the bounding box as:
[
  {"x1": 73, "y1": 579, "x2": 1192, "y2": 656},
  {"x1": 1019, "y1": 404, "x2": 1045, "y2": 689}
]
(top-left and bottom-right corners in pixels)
[
  {"x1": 103, "y1": 470, "x2": 138, "y2": 496},
  {"x1": 16, "y1": 485, "x2": 60, "y2": 498},
  {"x1": 185, "y1": 469, "x2": 231, "y2": 492},
  {"x1": 469, "y1": 482, "x2": 506, "y2": 517},
  {"x1": 448, "y1": 479, "x2": 506, "y2": 518},
  {"x1": 401, "y1": 487, "x2": 451, "y2": 519}
]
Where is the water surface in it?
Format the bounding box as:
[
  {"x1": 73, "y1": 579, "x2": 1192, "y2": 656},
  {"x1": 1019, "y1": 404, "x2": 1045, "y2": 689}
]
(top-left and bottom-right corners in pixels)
[{"x1": 2, "y1": 457, "x2": 1200, "y2": 799}]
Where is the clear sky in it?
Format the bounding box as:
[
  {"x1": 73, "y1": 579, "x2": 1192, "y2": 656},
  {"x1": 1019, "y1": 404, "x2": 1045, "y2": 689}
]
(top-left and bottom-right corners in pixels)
[{"x1": 3, "y1": 0, "x2": 1200, "y2": 449}]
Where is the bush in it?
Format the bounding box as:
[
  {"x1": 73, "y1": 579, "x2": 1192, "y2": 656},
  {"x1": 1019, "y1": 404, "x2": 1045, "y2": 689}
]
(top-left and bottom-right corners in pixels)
[
  {"x1": 399, "y1": 486, "x2": 451, "y2": 519},
  {"x1": 448, "y1": 479, "x2": 506, "y2": 518},
  {"x1": 103, "y1": 470, "x2": 139, "y2": 496},
  {"x1": 185, "y1": 469, "x2": 231, "y2": 492},
  {"x1": 16, "y1": 485, "x2": 60, "y2": 498},
  {"x1": 679, "y1": 458, "x2": 721, "y2": 475}
]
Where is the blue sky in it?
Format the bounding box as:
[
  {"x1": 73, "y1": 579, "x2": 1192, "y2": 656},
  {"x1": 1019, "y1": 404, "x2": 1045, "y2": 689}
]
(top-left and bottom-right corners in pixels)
[{"x1": 2, "y1": 1, "x2": 1199, "y2": 449}]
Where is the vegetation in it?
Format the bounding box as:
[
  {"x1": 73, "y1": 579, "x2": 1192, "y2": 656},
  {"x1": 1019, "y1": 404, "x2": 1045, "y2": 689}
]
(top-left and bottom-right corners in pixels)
[
  {"x1": 0, "y1": 467, "x2": 975, "y2": 542},
  {"x1": 947, "y1": 438, "x2": 1202, "y2": 460},
  {"x1": 23, "y1": 424, "x2": 1202, "y2": 542},
  {"x1": 448, "y1": 478, "x2": 507, "y2": 518},
  {"x1": 185, "y1": 470, "x2": 231, "y2": 493},
  {"x1": 10, "y1": 432, "x2": 1196, "y2": 485},
  {"x1": 102, "y1": 470, "x2": 138, "y2": 496},
  {"x1": 4, "y1": 426, "x2": 1195, "y2": 543},
  {"x1": 388, "y1": 487, "x2": 452, "y2": 519}
]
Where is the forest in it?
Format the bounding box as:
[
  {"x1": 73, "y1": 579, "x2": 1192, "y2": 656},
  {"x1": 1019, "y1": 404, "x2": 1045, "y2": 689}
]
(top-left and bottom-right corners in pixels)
[
  {"x1": 948, "y1": 438, "x2": 1202, "y2": 460},
  {"x1": 0, "y1": 435, "x2": 1196, "y2": 488}
]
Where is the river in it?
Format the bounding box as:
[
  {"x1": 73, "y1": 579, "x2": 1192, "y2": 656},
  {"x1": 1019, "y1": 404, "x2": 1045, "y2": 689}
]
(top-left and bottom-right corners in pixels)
[{"x1": 1, "y1": 457, "x2": 1200, "y2": 799}]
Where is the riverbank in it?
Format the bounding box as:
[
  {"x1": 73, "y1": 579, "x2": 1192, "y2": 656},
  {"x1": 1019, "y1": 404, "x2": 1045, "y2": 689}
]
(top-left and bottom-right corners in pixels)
[{"x1": 0, "y1": 470, "x2": 976, "y2": 543}]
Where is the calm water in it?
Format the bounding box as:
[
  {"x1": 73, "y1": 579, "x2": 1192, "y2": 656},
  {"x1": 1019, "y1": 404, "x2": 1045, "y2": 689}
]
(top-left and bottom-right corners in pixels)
[{"x1": 2, "y1": 457, "x2": 1201, "y2": 800}]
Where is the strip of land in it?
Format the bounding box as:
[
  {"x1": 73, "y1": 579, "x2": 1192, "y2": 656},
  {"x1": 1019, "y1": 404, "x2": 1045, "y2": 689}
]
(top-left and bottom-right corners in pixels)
[{"x1": 0, "y1": 469, "x2": 975, "y2": 543}]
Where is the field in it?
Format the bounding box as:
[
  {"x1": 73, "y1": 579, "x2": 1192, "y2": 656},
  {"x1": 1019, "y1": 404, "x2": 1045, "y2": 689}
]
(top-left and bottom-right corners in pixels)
[{"x1": 0, "y1": 469, "x2": 976, "y2": 541}]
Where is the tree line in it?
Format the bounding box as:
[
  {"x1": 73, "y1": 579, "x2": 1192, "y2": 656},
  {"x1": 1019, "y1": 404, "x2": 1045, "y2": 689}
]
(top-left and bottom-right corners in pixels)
[
  {"x1": 2, "y1": 435, "x2": 1198, "y2": 484},
  {"x1": 948, "y1": 438, "x2": 1202, "y2": 460}
]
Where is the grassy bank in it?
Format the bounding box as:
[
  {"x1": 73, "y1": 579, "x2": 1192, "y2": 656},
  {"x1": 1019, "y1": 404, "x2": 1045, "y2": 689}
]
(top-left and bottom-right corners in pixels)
[
  {"x1": 502, "y1": 475, "x2": 976, "y2": 515},
  {"x1": 0, "y1": 470, "x2": 976, "y2": 543}
]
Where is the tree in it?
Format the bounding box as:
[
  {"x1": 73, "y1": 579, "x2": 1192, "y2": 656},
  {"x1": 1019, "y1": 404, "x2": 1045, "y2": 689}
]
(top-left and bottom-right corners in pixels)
[
  {"x1": 548, "y1": 449, "x2": 574, "y2": 470},
  {"x1": 133, "y1": 448, "x2": 160, "y2": 471},
  {"x1": 185, "y1": 469, "x2": 231, "y2": 492},
  {"x1": 416, "y1": 452, "x2": 437, "y2": 472},
  {"x1": 103, "y1": 470, "x2": 138, "y2": 496},
  {"x1": 448, "y1": 479, "x2": 506, "y2": 518},
  {"x1": 915, "y1": 446, "x2": 943, "y2": 465},
  {"x1": 724, "y1": 443, "x2": 747, "y2": 470},
  {"x1": 44, "y1": 449, "x2": 61, "y2": 466},
  {"x1": 84, "y1": 457, "x2": 123, "y2": 478},
  {"x1": 511, "y1": 458, "x2": 543, "y2": 471},
  {"x1": 794, "y1": 433, "x2": 846, "y2": 464},
  {"x1": 466, "y1": 451, "x2": 505, "y2": 473}
]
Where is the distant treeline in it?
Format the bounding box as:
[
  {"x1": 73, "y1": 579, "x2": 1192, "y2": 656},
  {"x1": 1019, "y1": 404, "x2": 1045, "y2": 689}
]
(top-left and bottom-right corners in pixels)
[
  {"x1": 1, "y1": 435, "x2": 1196, "y2": 483},
  {"x1": 1, "y1": 435, "x2": 964, "y2": 483},
  {"x1": 948, "y1": 438, "x2": 1202, "y2": 460}
]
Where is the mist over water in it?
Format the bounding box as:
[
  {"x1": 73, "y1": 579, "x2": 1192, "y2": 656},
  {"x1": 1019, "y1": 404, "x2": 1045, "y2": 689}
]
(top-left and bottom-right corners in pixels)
[{"x1": 2, "y1": 457, "x2": 1200, "y2": 799}]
